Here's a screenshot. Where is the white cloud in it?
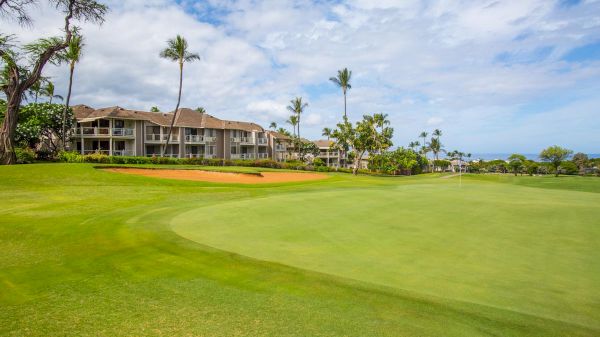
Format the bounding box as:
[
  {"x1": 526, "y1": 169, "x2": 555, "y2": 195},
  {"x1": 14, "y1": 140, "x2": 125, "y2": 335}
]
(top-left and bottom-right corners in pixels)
[{"x1": 426, "y1": 117, "x2": 444, "y2": 126}]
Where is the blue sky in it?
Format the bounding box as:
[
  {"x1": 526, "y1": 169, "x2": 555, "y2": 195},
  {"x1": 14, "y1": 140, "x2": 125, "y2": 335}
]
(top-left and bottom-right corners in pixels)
[{"x1": 4, "y1": 0, "x2": 600, "y2": 153}]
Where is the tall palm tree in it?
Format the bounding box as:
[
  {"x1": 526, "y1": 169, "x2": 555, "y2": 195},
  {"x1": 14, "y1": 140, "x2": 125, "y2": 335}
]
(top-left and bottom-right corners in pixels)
[
  {"x1": 41, "y1": 81, "x2": 63, "y2": 103},
  {"x1": 329, "y1": 68, "x2": 352, "y2": 119},
  {"x1": 59, "y1": 32, "x2": 84, "y2": 149},
  {"x1": 159, "y1": 35, "x2": 200, "y2": 156},
  {"x1": 322, "y1": 127, "x2": 332, "y2": 167},
  {"x1": 409, "y1": 141, "x2": 420, "y2": 151},
  {"x1": 433, "y1": 128, "x2": 442, "y2": 141},
  {"x1": 373, "y1": 113, "x2": 390, "y2": 154},
  {"x1": 286, "y1": 115, "x2": 298, "y2": 138},
  {"x1": 269, "y1": 122, "x2": 277, "y2": 130},
  {"x1": 286, "y1": 97, "x2": 308, "y2": 140},
  {"x1": 419, "y1": 131, "x2": 428, "y2": 155}
]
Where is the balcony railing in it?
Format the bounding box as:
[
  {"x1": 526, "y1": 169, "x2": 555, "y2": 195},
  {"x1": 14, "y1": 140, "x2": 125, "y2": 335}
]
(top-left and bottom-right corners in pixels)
[
  {"x1": 185, "y1": 135, "x2": 216, "y2": 143},
  {"x1": 83, "y1": 149, "x2": 109, "y2": 155},
  {"x1": 241, "y1": 137, "x2": 255, "y2": 144},
  {"x1": 257, "y1": 153, "x2": 269, "y2": 159},
  {"x1": 145, "y1": 134, "x2": 179, "y2": 142},
  {"x1": 319, "y1": 152, "x2": 339, "y2": 157},
  {"x1": 73, "y1": 127, "x2": 110, "y2": 136},
  {"x1": 112, "y1": 150, "x2": 134, "y2": 156},
  {"x1": 186, "y1": 154, "x2": 215, "y2": 159},
  {"x1": 112, "y1": 128, "x2": 134, "y2": 137},
  {"x1": 275, "y1": 145, "x2": 287, "y2": 151},
  {"x1": 231, "y1": 153, "x2": 256, "y2": 159},
  {"x1": 146, "y1": 153, "x2": 179, "y2": 158},
  {"x1": 257, "y1": 137, "x2": 268, "y2": 145}
]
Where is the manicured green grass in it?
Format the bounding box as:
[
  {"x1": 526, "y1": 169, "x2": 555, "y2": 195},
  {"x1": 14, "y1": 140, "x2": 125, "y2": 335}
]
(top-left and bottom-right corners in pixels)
[{"x1": 1, "y1": 164, "x2": 599, "y2": 336}]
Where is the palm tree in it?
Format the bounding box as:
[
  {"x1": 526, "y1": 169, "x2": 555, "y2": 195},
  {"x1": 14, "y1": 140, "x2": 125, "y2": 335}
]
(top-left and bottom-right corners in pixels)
[
  {"x1": 28, "y1": 76, "x2": 50, "y2": 103},
  {"x1": 373, "y1": 113, "x2": 390, "y2": 153},
  {"x1": 159, "y1": 35, "x2": 200, "y2": 156},
  {"x1": 269, "y1": 122, "x2": 277, "y2": 130},
  {"x1": 286, "y1": 97, "x2": 308, "y2": 139},
  {"x1": 59, "y1": 32, "x2": 84, "y2": 149},
  {"x1": 433, "y1": 128, "x2": 442, "y2": 141},
  {"x1": 419, "y1": 131, "x2": 428, "y2": 154},
  {"x1": 286, "y1": 115, "x2": 298, "y2": 138},
  {"x1": 329, "y1": 68, "x2": 352, "y2": 119},
  {"x1": 409, "y1": 141, "x2": 420, "y2": 151},
  {"x1": 41, "y1": 82, "x2": 63, "y2": 103},
  {"x1": 195, "y1": 107, "x2": 206, "y2": 113},
  {"x1": 322, "y1": 127, "x2": 332, "y2": 167},
  {"x1": 428, "y1": 137, "x2": 445, "y2": 162}
]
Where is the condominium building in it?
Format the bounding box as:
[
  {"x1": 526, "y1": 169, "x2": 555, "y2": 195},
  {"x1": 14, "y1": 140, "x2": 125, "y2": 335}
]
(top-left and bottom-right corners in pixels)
[
  {"x1": 313, "y1": 139, "x2": 344, "y2": 168},
  {"x1": 70, "y1": 105, "x2": 291, "y2": 161}
]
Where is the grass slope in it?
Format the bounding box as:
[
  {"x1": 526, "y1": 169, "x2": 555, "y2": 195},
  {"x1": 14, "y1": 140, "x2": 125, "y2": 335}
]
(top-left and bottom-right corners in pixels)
[{"x1": 1, "y1": 164, "x2": 599, "y2": 336}]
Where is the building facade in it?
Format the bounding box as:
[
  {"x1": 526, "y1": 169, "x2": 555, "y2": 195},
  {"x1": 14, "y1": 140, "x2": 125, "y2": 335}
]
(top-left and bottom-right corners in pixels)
[{"x1": 70, "y1": 105, "x2": 291, "y2": 161}]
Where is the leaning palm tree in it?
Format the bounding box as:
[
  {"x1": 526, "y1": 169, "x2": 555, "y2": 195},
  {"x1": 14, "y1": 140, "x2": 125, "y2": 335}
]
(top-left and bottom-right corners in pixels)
[
  {"x1": 41, "y1": 81, "x2": 63, "y2": 103},
  {"x1": 159, "y1": 35, "x2": 200, "y2": 156},
  {"x1": 286, "y1": 97, "x2": 308, "y2": 140},
  {"x1": 329, "y1": 68, "x2": 352, "y2": 119},
  {"x1": 58, "y1": 32, "x2": 84, "y2": 149}
]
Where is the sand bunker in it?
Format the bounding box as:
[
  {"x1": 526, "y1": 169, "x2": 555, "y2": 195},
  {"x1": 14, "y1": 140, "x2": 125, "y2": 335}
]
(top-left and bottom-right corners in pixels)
[{"x1": 103, "y1": 168, "x2": 327, "y2": 184}]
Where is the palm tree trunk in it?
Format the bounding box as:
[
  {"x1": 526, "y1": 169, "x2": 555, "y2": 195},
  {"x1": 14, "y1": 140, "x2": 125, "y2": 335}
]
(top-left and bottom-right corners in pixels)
[
  {"x1": 162, "y1": 62, "x2": 183, "y2": 157},
  {"x1": 62, "y1": 62, "x2": 75, "y2": 150},
  {"x1": 343, "y1": 89, "x2": 347, "y2": 119}
]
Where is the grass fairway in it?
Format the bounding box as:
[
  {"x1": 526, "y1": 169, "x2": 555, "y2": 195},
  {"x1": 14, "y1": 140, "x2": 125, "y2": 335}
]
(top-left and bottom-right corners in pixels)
[{"x1": 1, "y1": 164, "x2": 599, "y2": 336}]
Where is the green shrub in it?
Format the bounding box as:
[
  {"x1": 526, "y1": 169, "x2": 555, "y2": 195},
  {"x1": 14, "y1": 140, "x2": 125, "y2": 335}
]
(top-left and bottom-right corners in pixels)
[
  {"x1": 15, "y1": 147, "x2": 35, "y2": 164},
  {"x1": 559, "y1": 161, "x2": 578, "y2": 175},
  {"x1": 84, "y1": 152, "x2": 110, "y2": 163},
  {"x1": 315, "y1": 165, "x2": 329, "y2": 172},
  {"x1": 58, "y1": 151, "x2": 84, "y2": 163},
  {"x1": 313, "y1": 158, "x2": 325, "y2": 167}
]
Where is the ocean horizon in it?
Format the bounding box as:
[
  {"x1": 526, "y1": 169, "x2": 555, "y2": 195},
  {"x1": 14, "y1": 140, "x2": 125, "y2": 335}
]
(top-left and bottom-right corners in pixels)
[{"x1": 468, "y1": 153, "x2": 600, "y2": 161}]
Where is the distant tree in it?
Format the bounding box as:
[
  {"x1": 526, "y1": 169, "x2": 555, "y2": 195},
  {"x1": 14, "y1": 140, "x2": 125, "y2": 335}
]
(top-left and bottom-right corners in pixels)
[
  {"x1": 150, "y1": 106, "x2": 160, "y2": 112},
  {"x1": 524, "y1": 160, "x2": 539, "y2": 176},
  {"x1": 329, "y1": 68, "x2": 352, "y2": 119},
  {"x1": 286, "y1": 115, "x2": 298, "y2": 138},
  {"x1": 321, "y1": 127, "x2": 333, "y2": 166},
  {"x1": 508, "y1": 153, "x2": 527, "y2": 176},
  {"x1": 540, "y1": 146, "x2": 573, "y2": 177},
  {"x1": 195, "y1": 106, "x2": 205, "y2": 113},
  {"x1": 286, "y1": 97, "x2": 307, "y2": 140},
  {"x1": 28, "y1": 76, "x2": 49, "y2": 103},
  {"x1": 41, "y1": 81, "x2": 63, "y2": 103},
  {"x1": 159, "y1": 35, "x2": 200, "y2": 156},
  {"x1": 269, "y1": 121, "x2": 277, "y2": 130},
  {"x1": 572, "y1": 152, "x2": 589, "y2": 173},
  {"x1": 276, "y1": 127, "x2": 291, "y2": 137},
  {"x1": 57, "y1": 31, "x2": 84, "y2": 149},
  {"x1": 427, "y1": 137, "x2": 444, "y2": 163},
  {"x1": 331, "y1": 115, "x2": 391, "y2": 175}
]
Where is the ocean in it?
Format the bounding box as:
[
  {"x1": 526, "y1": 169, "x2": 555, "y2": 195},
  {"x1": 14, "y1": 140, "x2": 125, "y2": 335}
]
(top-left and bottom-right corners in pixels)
[{"x1": 469, "y1": 153, "x2": 600, "y2": 161}]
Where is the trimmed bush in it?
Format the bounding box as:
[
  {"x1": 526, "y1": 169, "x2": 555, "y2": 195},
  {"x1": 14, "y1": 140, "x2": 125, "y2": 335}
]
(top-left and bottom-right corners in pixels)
[{"x1": 15, "y1": 147, "x2": 36, "y2": 164}]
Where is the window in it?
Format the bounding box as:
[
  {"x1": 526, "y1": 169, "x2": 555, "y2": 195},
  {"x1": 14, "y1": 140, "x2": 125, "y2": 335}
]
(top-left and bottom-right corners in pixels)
[
  {"x1": 114, "y1": 120, "x2": 124, "y2": 128},
  {"x1": 231, "y1": 146, "x2": 238, "y2": 154},
  {"x1": 207, "y1": 145, "x2": 216, "y2": 155}
]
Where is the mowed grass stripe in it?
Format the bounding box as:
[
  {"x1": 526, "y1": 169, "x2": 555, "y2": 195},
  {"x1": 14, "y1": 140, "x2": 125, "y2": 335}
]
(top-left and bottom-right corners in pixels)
[{"x1": 1, "y1": 164, "x2": 599, "y2": 336}]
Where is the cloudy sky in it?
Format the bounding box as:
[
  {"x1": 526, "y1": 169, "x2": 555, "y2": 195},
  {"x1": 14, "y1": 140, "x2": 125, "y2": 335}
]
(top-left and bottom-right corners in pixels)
[{"x1": 3, "y1": 0, "x2": 600, "y2": 153}]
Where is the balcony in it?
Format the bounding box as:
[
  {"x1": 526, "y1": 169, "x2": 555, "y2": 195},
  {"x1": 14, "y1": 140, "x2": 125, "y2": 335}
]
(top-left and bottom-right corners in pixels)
[
  {"x1": 113, "y1": 150, "x2": 134, "y2": 156},
  {"x1": 145, "y1": 134, "x2": 179, "y2": 142},
  {"x1": 231, "y1": 153, "x2": 256, "y2": 160},
  {"x1": 256, "y1": 137, "x2": 268, "y2": 145},
  {"x1": 185, "y1": 135, "x2": 216, "y2": 143},
  {"x1": 257, "y1": 153, "x2": 269, "y2": 159},
  {"x1": 319, "y1": 152, "x2": 339, "y2": 157},
  {"x1": 111, "y1": 128, "x2": 134, "y2": 137},
  {"x1": 240, "y1": 137, "x2": 255, "y2": 145},
  {"x1": 275, "y1": 145, "x2": 287, "y2": 151}
]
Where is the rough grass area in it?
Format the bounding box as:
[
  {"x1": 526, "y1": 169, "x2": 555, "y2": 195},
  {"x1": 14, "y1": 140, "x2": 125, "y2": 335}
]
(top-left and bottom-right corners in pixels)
[{"x1": 1, "y1": 164, "x2": 599, "y2": 337}]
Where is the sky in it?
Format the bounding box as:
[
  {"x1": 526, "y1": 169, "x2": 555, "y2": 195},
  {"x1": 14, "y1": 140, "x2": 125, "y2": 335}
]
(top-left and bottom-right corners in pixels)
[{"x1": 2, "y1": 0, "x2": 600, "y2": 153}]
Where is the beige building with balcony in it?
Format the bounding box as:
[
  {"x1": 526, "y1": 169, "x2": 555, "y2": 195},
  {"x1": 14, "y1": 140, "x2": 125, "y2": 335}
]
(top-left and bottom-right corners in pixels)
[{"x1": 71, "y1": 105, "x2": 289, "y2": 160}]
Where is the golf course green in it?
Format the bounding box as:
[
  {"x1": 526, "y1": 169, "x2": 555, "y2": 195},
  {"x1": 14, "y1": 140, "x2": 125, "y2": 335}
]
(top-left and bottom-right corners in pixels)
[{"x1": 1, "y1": 164, "x2": 599, "y2": 336}]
